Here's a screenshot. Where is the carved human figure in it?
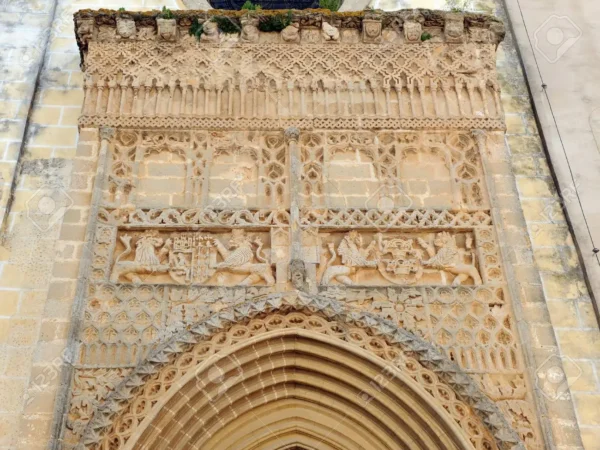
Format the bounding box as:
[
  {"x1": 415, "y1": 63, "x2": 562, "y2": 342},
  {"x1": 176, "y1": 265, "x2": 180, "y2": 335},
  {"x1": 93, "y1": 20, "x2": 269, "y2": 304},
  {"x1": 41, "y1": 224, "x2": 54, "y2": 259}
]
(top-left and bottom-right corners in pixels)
[
  {"x1": 418, "y1": 232, "x2": 482, "y2": 285},
  {"x1": 210, "y1": 230, "x2": 274, "y2": 285},
  {"x1": 320, "y1": 231, "x2": 378, "y2": 285}
]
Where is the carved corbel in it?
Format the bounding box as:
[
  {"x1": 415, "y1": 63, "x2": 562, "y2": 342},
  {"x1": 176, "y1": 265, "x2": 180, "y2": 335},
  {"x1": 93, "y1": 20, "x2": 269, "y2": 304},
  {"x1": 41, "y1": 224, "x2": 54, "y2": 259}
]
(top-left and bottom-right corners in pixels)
[
  {"x1": 403, "y1": 21, "x2": 422, "y2": 43},
  {"x1": 281, "y1": 23, "x2": 300, "y2": 43},
  {"x1": 116, "y1": 16, "x2": 136, "y2": 39},
  {"x1": 157, "y1": 18, "x2": 177, "y2": 42},
  {"x1": 240, "y1": 16, "x2": 259, "y2": 43},
  {"x1": 322, "y1": 22, "x2": 340, "y2": 42},
  {"x1": 444, "y1": 12, "x2": 465, "y2": 43},
  {"x1": 362, "y1": 18, "x2": 382, "y2": 44},
  {"x1": 76, "y1": 18, "x2": 95, "y2": 49}
]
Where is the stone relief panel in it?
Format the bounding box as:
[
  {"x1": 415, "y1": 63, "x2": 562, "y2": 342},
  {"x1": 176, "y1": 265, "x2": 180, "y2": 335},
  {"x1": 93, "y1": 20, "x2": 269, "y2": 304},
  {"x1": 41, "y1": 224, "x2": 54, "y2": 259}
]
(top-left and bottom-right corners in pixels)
[
  {"x1": 299, "y1": 131, "x2": 489, "y2": 210},
  {"x1": 109, "y1": 229, "x2": 275, "y2": 286},
  {"x1": 105, "y1": 129, "x2": 287, "y2": 209},
  {"x1": 312, "y1": 230, "x2": 481, "y2": 286}
]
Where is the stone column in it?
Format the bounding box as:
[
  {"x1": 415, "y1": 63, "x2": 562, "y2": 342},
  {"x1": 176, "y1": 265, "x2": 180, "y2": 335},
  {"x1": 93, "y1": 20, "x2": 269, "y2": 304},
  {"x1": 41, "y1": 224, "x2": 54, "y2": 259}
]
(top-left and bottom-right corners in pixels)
[{"x1": 285, "y1": 127, "x2": 307, "y2": 291}]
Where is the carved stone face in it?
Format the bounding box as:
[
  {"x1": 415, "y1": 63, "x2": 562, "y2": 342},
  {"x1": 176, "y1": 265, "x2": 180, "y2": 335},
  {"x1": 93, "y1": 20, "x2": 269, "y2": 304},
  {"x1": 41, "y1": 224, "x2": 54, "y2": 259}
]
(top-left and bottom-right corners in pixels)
[
  {"x1": 281, "y1": 24, "x2": 299, "y2": 43},
  {"x1": 157, "y1": 18, "x2": 176, "y2": 42},
  {"x1": 445, "y1": 18, "x2": 464, "y2": 43},
  {"x1": 365, "y1": 22, "x2": 381, "y2": 38},
  {"x1": 204, "y1": 21, "x2": 218, "y2": 36},
  {"x1": 404, "y1": 22, "x2": 422, "y2": 42},
  {"x1": 117, "y1": 18, "x2": 136, "y2": 38},
  {"x1": 242, "y1": 24, "x2": 259, "y2": 42}
]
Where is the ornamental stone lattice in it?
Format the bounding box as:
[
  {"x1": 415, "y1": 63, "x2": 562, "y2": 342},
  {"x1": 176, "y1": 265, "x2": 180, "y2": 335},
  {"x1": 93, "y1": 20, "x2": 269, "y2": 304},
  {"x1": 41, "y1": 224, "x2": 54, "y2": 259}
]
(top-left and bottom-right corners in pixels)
[{"x1": 57, "y1": 8, "x2": 548, "y2": 450}]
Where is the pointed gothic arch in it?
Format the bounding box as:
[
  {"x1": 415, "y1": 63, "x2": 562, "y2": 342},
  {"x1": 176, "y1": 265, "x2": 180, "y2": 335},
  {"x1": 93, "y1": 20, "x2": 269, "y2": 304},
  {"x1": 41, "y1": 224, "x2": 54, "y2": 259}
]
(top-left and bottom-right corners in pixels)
[{"x1": 77, "y1": 292, "x2": 523, "y2": 450}]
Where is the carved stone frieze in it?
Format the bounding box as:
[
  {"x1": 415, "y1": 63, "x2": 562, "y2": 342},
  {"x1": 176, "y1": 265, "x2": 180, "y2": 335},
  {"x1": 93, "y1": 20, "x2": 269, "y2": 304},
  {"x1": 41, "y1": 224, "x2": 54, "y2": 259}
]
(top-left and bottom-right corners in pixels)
[
  {"x1": 109, "y1": 229, "x2": 275, "y2": 286},
  {"x1": 80, "y1": 41, "x2": 503, "y2": 128},
  {"x1": 312, "y1": 230, "x2": 481, "y2": 287}
]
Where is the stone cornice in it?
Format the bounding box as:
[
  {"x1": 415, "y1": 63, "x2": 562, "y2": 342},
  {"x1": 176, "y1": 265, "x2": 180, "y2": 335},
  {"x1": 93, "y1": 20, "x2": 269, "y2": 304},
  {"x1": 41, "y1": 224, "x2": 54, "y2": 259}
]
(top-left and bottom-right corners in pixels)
[{"x1": 74, "y1": 8, "x2": 505, "y2": 61}]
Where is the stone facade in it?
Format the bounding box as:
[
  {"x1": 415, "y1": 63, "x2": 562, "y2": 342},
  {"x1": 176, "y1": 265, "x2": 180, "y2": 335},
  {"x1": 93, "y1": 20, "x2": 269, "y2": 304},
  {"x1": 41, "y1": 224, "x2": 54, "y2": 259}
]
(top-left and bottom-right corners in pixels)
[{"x1": 0, "y1": 2, "x2": 598, "y2": 450}]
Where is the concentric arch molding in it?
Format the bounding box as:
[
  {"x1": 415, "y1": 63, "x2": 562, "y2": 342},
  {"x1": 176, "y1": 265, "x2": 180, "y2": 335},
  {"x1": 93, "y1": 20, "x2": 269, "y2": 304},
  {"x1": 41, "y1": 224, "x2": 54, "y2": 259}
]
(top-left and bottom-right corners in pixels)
[{"x1": 76, "y1": 291, "x2": 525, "y2": 450}]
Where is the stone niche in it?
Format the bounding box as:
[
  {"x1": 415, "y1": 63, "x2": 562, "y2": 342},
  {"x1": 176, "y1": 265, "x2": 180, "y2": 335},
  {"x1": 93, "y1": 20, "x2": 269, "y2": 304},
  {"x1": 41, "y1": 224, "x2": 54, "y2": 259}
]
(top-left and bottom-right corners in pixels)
[{"x1": 62, "y1": 8, "x2": 544, "y2": 450}]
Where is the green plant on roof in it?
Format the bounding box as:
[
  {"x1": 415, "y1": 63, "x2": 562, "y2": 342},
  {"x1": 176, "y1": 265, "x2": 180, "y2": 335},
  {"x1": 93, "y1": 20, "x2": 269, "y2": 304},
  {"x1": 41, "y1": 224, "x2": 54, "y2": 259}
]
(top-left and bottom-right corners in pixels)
[
  {"x1": 118, "y1": 7, "x2": 126, "y2": 12},
  {"x1": 213, "y1": 16, "x2": 241, "y2": 34},
  {"x1": 258, "y1": 10, "x2": 292, "y2": 32},
  {"x1": 189, "y1": 17, "x2": 204, "y2": 40},
  {"x1": 319, "y1": 0, "x2": 341, "y2": 12},
  {"x1": 420, "y1": 32, "x2": 432, "y2": 41},
  {"x1": 159, "y1": 6, "x2": 174, "y2": 19},
  {"x1": 241, "y1": 0, "x2": 262, "y2": 10},
  {"x1": 444, "y1": 0, "x2": 472, "y2": 12}
]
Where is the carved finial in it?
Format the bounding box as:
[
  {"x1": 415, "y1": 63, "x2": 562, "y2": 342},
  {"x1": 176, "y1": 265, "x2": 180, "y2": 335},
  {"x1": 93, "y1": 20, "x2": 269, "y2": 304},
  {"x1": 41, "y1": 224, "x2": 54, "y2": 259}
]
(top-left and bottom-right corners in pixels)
[
  {"x1": 285, "y1": 127, "x2": 300, "y2": 143},
  {"x1": 100, "y1": 127, "x2": 115, "y2": 141}
]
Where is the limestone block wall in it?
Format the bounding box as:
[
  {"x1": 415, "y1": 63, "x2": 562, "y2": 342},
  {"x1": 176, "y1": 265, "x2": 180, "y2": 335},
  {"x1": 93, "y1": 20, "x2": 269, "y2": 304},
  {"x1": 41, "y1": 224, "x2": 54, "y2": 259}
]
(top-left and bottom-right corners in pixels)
[
  {"x1": 0, "y1": 2, "x2": 596, "y2": 450},
  {"x1": 0, "y1": 2, "x2": 181, "y2": 449}
]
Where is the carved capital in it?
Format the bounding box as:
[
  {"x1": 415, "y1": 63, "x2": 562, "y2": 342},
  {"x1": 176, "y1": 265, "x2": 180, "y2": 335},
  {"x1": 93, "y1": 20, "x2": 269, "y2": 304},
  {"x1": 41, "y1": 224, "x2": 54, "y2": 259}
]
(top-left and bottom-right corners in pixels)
[
  {"x1": 99, "y1": 127, "x2": 115, "y2": 141},
  {"x1": 284, "y1": 127, "x2": 300, "y2": 143}
]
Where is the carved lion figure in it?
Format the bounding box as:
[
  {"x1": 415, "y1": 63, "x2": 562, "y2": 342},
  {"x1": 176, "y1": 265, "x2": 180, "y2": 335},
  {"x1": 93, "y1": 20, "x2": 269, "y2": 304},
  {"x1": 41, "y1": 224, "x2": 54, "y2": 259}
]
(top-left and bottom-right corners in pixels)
[{"x1": 419, "y1": 232, "x2": 482, "y2": 285}]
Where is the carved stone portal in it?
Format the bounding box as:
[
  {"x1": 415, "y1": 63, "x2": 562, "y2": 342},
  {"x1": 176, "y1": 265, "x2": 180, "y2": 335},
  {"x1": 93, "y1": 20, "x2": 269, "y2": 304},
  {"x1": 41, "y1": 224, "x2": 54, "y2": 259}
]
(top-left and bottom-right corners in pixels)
[{"x1": 65, "y1": 9, "x2": 542, "y2": 450}]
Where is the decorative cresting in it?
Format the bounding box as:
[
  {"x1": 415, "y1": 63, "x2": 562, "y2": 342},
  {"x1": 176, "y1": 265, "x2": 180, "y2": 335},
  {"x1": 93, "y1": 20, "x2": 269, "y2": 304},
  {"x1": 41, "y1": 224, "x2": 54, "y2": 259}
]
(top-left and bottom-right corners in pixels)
[
  {"x1": 74, "y1": 9, "x2": 506, "y2": 131},
  {"x1": 77, "y1": 293, "x2": 524, "y2": 450}
]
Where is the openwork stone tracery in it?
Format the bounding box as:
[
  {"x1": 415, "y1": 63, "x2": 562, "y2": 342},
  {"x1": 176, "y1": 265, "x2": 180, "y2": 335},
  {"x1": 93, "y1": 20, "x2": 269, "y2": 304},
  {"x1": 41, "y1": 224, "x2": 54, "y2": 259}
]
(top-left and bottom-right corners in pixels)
[{"x1": 65, "y1": 8, "x2": 542, "y2": 450}]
